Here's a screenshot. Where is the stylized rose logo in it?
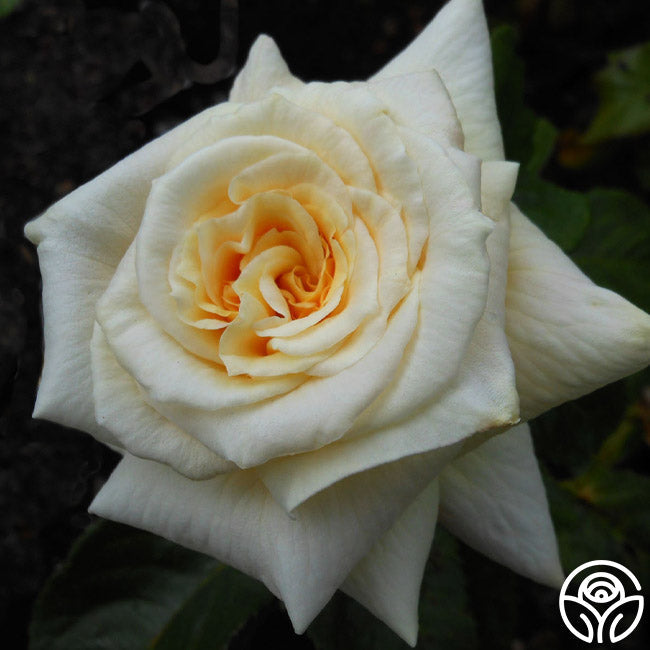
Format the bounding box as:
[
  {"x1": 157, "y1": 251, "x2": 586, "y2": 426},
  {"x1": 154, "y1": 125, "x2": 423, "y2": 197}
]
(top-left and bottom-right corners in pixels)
[{"x1": 559, "y1": 560, "x2": 644, "y2": 644}]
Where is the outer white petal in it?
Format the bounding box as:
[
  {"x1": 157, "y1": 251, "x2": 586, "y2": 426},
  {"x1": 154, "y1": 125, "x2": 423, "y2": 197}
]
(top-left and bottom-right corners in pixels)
[
  {"x1": 366, "y1": 70, "x2": 464, "y2": 149},
  {"x1": 506, "y1": 205, "x2": 650, "y2": 421},
  {"x1": 373, "y1": 0, "x2": 504, "y2": 161},
  {"x1": 90, "y1": 452, "x2": 441, "y2": 634},
  {"x1": 229, "y1": 34, "x2": 303, "y2": 102},
  {"x1": 90, "y1": 323, "x2": 234, "y2": 479},
  {"x1": 439, "y1": 423, "x2": 564, "y2": 587},
  {"x1": 342, "y1": 480, "x2": 439, "y2": 647},
  {"x1": 23, "y1": 104, "x2": 227, "y2": 435}
]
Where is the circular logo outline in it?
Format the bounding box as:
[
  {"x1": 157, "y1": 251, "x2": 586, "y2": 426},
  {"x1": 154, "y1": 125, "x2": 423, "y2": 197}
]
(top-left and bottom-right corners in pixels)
[{"x1": 559, "y1": 560, "x2": 644, "y2": 644}]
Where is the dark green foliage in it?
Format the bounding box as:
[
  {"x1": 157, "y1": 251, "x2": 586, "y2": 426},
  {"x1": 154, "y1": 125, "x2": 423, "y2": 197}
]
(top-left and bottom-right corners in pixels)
[
  {"x1": 583, "y1": 43, "x2": 650, "y2": 143},
  {"x1": 0, "y1": 0, "x2": 21, "y2": 19},
  {"x1": 29, "y1": 521, "x2": 271, "y2": 650}
]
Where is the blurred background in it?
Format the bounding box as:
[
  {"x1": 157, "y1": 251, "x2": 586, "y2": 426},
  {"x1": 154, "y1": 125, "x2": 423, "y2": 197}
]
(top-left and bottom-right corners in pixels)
[{"x1": 1, "y1": 1, "x2": 649, "y2": 648}]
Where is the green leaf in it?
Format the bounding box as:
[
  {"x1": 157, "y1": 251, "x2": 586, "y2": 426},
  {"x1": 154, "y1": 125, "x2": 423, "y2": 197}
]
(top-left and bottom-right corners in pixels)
[
  {"x1": 491, "y1": 25, "x2": 557, "y2": 174},
  {"x1": 571, "y1": 188, "x2": 650, "y2": 312},
  {"x1": 531, "y1": 383, "x2": 628, "y2": 478},
  {"x1": 0, "y1": 0, "x2": 21, "y2": 19},
  {"x1": 565, "y1": 467, "x2": 650, "y2": 547},
  {"x1": 491, "y1": 25, "x2": 591, "y2": 253},
  {"x1": 543, "y1": 476, "x2": 626, "y2": 573},
  {"x1": 418, "y1": 529, "x2": 477, "y2": 650},
  {"x1": 583, "y1": 42, "x2": 650, "y2": 143},
  {"x1": 459, "y1": 544, "x2": 518, "y2": 650},
  {"x1": 30, "y1": 520, "x2": 271, "y2": 650},
  {"x1": 307, "y1": 528, "x2": 476, "y2": 650},
  {"x1": 308, "y1": 592, "x2": 409, "y2": 650},
  {"x1": 513, "y1": 173, "x2": 590, "y2": 252},
  {"x1": 150, "y1": 565, "x2": 272, "y2": 650}
]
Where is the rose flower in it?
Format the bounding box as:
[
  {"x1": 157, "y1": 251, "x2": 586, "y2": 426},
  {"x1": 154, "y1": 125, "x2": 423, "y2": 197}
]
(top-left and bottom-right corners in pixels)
[{"x1": 24, "y1": 0, "x2": 650, "y2": 645}]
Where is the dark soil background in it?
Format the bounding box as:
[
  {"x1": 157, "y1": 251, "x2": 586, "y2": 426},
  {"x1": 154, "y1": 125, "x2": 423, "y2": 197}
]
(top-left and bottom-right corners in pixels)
[{"x1": 1, "y1": 1, "x2": 649, "y2": 649}]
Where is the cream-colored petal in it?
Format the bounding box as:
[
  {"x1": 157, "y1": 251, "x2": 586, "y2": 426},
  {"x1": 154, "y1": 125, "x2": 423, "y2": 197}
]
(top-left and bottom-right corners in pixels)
[
  {"x1": 445, "y1": 147, "x2": 482, "y2": 209},
  {"x1": 228, "y1": 150, "x2": 352, "y2": 216},
  {"x1": 229, "y1": 34, "x2": 303, "y2": 102},
  {"x1": 357, "y1": 131, "x2": 495, "y2": 427},
  {"x1": 342, "y1": 480, "x2": 439, "y2": 647},
  {"x1": 219, "y1": 293, "x2": 332, "y2": 377},
  {"x1": 277, "y1": 82, "x2": 429, "y2": 274},
  {"x1": 307, "y1": 188, "x2": 411, "y2": 377},
  {"x1": 367, "y1": 70, "x2": 464, "y2": 149},
  {"x1": 98, "y1": 245, "x2": 303, "y2": 410},
  {"x1": 257, "y1": 371, "x2": 508, "y2": 513},
  {"x1": 439, "y1": 423, "x2": 564, "y2": 587},
  {"x1": 90, "y1": 324, "x2": 233, "y2": 479},
  {"x1": 145, "y1": 282, "x2": 420, "y2": 467},
  {"x1": 258, "y1": 161, "x2": 520, "y2": 511},
  {"x1": 136, "y1": 135, "x2": 307, "y2": 363},
  {"x1": 167, "y1": 93, "x2": 376, "y2": 191},
  {"x1": 255, "y1": 285, "x2": 345, "y2": 339},
  {"x1": 506, "y1": 205, "x2": 650, "y2": 420},
  {"x1": 90, "y1": 451, "x2": 441, "y2": 634},
  {"x1": 269, "y1": 218, "x2": 379, "y2": 358},
  {"x1": 351, "y1": 188, "x2": 410, "y2": 314},
  {"x1": 231, "y1": 245, "x2": 303, "y2": 310},
  {"x1": 23, "y1": 102, "x2": 230, "y2": 434},
  {"x1": 373, "y1": 0, "x2": 504, "y2": 161}
]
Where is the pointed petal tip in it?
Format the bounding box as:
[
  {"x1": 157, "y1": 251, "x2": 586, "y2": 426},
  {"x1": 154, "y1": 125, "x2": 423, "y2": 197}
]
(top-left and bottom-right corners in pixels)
[
  {"x1": 31, "y1": 383, "x2": 60, "y2": 425},
  {"x1": 24, "y1": 219, "x2": 40, "y2": 245},
  {"x1": 283, "y1": 590, "x2": 335, "y2": 637},
  {"x1": 230, "y1": 32, "x2": 301, "y2": 103},
  {"x1": 516, "y1": 547, "x2": 564, "y2": 590},
  {"x1": 247, "y1": 33, "x2": 281, "y2": 57},
  {"x1": 391, "y1": 616, "x2": 418, "y2": 648},
  {"x1": 507, "y1": 205, "x2": 650, "y2": 419},
  {"x1": 541, "y1": 561, "x2": 566, "y2": 591}
]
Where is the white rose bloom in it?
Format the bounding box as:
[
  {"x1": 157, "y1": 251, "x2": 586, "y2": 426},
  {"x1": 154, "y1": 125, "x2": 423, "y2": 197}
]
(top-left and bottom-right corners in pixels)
[{"x1": 24, "y1": 0, "x2": 650, "y2": 645}]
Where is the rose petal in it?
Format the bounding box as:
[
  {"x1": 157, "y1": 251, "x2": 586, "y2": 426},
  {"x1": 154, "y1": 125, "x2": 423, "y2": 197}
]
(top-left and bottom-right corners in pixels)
[
  {"x1": 219, "y1": 293, "x2": 333, "y2": 377},
  {"x1": 23, "y1": 103, "x2": 231, "y2": 434},
  {"x1": 506, "y1": 205, "x2": 650, "y2": 420},
  {"x1": 268, "y1": 218, "x2": 379, "y2": 359},
  {"x1": 367, "y1": 70, "x2": 464, "y2": 149},
  {"x1": 445, "y1": 147, "x2": 482, "y2": 209},
  {"x1": 257, "y1": 161, "x2": 520, "y2": 511},
  {"x1": 136, "y1": 135, "x2": 310, "y2": 363},
  {"x1": 356, "y1": 130, "x2": 496, "y2": 426},
  {"x1": 166, "y1": 93, "x2": 377, "y2": 191},
  {"x1": 98, "y1": 245, "x2": 304, "y2": 409},
  {"x1": 257, "y1": 378, "x2": 509, "y2": 513},
  {"x1": 373, "y1": 0, "x2": 504, "y2": 161},
  {"x1": 277, "y1": 82, "x2": 429, "y2": 274},
  {"x1": 307, "y1": 187, "x2": 411, "y2": 377},
  {"x1": 439, "y1": 423, "x2": 564, "y2": 587},
  {"x1": 229, "y1": 34, "x2": 303, "y2": 102},
  {"x1": 90, "y1": 451, "x2": 441, "y2": 634},
  {"x1": 342, "y1": 480, "x2": 439, "y2": 647},
  {"x1": 90, "y1": 324, "x2": 234, "y2": 479},
  {"x1": 146, "y1": 280, "x2": 420, "y2": 467}
]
